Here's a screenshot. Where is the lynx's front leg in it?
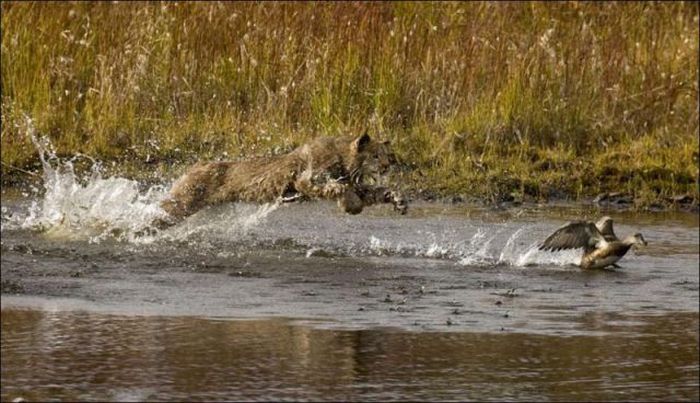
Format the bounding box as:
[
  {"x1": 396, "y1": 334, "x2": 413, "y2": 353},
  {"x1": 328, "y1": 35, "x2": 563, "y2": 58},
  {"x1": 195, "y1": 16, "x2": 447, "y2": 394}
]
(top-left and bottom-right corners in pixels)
[
  {"x1": 379, "y1": 188, "x2": 408, "y2": 214},
  {"x1": 385, "y1": 189, "x2": 408, "y2": 214},
  {"x1": 294, "y1": 170, "x2": 349, "y2": 200},
  {"x1": 339, "y1": 185, "x2": 408, "y2": 215}
]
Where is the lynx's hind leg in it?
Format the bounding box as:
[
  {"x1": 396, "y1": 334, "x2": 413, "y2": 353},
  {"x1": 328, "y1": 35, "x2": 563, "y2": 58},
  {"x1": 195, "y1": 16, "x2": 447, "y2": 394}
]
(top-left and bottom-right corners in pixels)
[
  {"x1": 160, "y1": 162, "x2": 229, "y2": 220},
  {"x1": 338, "y1": 189, "x2": 364, "y2": 214}
]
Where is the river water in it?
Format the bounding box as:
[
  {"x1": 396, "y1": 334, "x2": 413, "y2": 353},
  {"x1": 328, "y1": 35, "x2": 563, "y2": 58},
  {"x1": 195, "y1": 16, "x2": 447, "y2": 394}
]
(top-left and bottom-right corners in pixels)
[{"x1": 1, "y1": 136, "x2": 698, "y2": 401}]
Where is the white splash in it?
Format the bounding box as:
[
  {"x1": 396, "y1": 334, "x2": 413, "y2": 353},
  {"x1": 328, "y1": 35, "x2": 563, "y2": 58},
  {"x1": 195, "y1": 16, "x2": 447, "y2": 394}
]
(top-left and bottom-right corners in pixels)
[
  {"x1": 495, "y1": 226, "x2": 582, "y2": 267},
  {"x1": 8, "y1": 122, "x2": 169, "y2": 242},
  {"x1": 515, "y1": 245, "x2": 583, "y2": 267},
  {"x1": 459, "y1": 227, "x2": 502, "y2": 265},
  {"x1": 6, "y1": 117, "x2": 276, "y2": 243},
  {"x1": 425, "y1": 243, "x2": 450, "y2": 258},
  {"x1": 367, "y1": 228, "x2": 500, "y2": 263},
  {"x1": 369, "y1": 235, "x2": 403, "y2": 255},
  {"x1": 498, "y1": 227, "x2": 525, "y2": 263},
  {"x1": 160, "y1": 201, "x2": 280, "y2": 243},
  {"x1": 357, "y1": 224, "x2": 583, "y2": 268}
]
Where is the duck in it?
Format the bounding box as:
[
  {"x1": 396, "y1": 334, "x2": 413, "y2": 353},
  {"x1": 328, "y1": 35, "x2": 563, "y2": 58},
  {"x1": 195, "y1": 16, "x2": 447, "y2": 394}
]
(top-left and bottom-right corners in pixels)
[{"x1": 538, "y1": 216, "x2": 647, "y2": 269}]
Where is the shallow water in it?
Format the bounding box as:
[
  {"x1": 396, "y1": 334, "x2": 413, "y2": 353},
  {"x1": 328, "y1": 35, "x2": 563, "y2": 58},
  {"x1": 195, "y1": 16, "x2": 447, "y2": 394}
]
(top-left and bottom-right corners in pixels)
[
  {"x1": 1, "y1": 134, "x2": 699, "y2": 400},
  {"x1": 2, "y1": 309, "x2": 698, "y2": 402}
]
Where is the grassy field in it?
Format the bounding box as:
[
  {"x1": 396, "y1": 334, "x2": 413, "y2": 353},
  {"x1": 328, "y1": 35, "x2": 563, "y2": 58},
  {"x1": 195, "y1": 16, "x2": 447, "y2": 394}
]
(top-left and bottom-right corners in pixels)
[{"x1": 2, "y1": 2, "x2": 698, "y2": 207}]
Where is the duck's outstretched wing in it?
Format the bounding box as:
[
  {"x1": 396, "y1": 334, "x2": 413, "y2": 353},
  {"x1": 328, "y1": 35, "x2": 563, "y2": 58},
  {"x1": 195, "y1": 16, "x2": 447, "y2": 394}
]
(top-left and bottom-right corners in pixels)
[
  {"x1": 538, "y1": 221, "x2": 604, "y2": 252},
  {"x1": 595, "y1": 216, "x2": 618, "y2": 242}
]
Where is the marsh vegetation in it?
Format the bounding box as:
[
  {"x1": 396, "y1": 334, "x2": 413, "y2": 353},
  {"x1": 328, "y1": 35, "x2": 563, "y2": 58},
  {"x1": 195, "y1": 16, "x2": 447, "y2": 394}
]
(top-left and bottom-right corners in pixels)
[{"x1": 2, "y1": 2, "x2": 698, "y2": 207}]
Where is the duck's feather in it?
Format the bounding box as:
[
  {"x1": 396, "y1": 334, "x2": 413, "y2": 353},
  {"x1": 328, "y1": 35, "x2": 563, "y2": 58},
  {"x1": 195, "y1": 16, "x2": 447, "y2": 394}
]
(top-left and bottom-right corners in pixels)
[
  {"x1": 596, "y1": 217, "x2": 618, "y2": 242},
  {"x1": 539, "y1": 221, "x2": 604, "y2": 252}
]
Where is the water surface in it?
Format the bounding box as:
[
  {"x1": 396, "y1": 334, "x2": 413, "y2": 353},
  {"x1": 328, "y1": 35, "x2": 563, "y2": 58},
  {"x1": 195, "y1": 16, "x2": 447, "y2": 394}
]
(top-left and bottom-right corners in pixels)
[{"x1": 2, "y1": 308, "x2": 698, "y2": 402}]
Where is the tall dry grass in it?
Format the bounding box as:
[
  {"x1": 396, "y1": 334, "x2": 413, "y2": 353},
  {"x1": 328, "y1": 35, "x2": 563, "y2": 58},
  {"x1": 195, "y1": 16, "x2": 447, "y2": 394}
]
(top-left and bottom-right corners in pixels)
[{"x1": 2, "y1": 2, "x2": 698, "y2": 203}]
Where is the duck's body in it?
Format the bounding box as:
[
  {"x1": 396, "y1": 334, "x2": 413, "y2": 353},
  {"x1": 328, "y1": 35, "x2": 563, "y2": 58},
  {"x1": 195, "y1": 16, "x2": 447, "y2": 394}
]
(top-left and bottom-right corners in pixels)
[
  {"x1": 539, "y1": 217, "x2": 647, "y2": 269},
  {"x1": 578, "y1": 236, "x2": 639, "y2": 269}
]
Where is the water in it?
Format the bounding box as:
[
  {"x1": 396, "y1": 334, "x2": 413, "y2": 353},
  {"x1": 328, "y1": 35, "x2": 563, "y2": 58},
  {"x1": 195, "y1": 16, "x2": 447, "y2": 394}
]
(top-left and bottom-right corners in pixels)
[
  {"x1": 1, "y1": 132, "x2": 698, "y2": 401},
  {"x1": 2, "y1": 310, "x2": 697, "y2": 402}
]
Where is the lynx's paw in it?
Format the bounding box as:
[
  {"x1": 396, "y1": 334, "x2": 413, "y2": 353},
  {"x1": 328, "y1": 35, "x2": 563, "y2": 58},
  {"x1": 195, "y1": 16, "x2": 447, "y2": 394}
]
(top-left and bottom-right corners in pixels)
[{"x1": 387, "y1": 191, "x2": 408, "y2": 215}]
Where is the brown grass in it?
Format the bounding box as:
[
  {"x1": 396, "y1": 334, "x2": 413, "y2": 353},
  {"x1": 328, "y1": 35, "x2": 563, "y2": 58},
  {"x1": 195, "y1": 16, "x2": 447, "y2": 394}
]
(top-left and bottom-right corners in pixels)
[{"x1": 1, "y1": 2, "x2": 698, "y2": 206}]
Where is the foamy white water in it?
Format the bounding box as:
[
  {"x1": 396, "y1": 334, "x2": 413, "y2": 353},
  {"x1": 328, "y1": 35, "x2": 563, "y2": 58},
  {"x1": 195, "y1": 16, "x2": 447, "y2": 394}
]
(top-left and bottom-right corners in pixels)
[
  {"x1": 158, "y1": 201, "x2": 281, "y2": 244},
  {"x1": 11, "y1": 125, "x2": 168, "y2": 242},
  {"x1": 366, "y1": 228, "x2": 581, "y2": 268},
  {"x1": 5, "y1": 118, "x2": 278, "y2": 244}
]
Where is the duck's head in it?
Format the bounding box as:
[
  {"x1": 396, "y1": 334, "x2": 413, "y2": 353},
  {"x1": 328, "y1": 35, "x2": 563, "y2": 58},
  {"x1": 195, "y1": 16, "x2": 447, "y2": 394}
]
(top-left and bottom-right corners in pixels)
[{"x1": 631, "y1": 233, "x2": 647, "y2": 247}]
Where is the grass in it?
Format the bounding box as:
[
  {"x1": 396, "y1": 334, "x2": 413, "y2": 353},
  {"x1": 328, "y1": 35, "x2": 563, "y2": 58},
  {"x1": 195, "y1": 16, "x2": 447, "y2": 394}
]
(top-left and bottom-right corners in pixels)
[{"x1": 1, "y1": 2, "x2": 698, "y2": 208}]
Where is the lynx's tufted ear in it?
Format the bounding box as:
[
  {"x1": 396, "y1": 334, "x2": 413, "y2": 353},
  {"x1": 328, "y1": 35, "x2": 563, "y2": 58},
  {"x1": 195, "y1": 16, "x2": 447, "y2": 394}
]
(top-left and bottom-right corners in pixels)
[{"x1": 352, "y1": 132, "x2": 372, "y2": 153}]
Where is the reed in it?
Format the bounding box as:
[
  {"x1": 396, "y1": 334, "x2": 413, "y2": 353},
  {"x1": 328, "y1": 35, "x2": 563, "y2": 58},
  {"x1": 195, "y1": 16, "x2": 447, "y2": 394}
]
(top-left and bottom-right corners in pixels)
[{"x1": 2, "y1": 2, "x2": 698, "y2": 206}]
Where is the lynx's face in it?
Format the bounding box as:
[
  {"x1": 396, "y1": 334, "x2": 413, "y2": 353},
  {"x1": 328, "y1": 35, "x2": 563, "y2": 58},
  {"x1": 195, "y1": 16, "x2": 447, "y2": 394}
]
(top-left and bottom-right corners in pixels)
[{"x1": 348, "y1": 133, "x2": 397, "y2": 184}]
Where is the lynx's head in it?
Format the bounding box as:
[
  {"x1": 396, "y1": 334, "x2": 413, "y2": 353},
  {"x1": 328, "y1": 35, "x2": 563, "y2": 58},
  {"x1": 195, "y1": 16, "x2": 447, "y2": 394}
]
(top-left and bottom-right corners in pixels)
[{"x1": 346, "y1": 132, "x2": 397, "y2": 184}]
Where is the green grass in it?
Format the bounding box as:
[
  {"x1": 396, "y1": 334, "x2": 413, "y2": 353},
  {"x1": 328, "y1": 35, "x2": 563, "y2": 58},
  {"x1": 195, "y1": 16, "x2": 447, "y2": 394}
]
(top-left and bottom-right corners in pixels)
[{"x1": 2, "y1": 2, "x2": 698, "y2": 207}]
